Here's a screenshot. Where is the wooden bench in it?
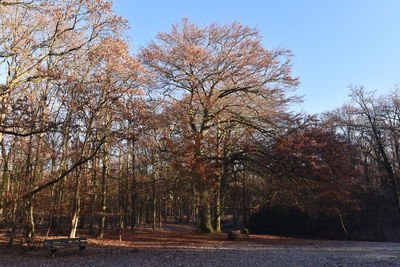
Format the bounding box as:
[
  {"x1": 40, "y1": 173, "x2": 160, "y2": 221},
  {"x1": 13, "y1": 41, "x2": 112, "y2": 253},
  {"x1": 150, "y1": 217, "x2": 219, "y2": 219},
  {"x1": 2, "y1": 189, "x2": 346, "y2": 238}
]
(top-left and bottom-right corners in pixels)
[
  {"x1": 44, "y1": 237, "x2": 87, "y2": 257},
  {"x1": 228, "y1": 228, "x2": 250, "y2": 240}
]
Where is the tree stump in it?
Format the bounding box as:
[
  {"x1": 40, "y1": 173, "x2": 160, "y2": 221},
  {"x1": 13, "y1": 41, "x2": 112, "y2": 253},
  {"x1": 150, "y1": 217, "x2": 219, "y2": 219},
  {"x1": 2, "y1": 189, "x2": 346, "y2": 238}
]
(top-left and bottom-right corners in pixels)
[{"x1": 228, "y1": 228, "x2": 250, "y2": 240}]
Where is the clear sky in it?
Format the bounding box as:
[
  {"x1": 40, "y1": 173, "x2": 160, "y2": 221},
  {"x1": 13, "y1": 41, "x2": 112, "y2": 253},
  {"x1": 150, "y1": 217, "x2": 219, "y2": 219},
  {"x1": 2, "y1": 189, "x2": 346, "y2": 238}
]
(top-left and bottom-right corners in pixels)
[{"x1": 112, "y1": 0, "x2": 400, "y2": 114}]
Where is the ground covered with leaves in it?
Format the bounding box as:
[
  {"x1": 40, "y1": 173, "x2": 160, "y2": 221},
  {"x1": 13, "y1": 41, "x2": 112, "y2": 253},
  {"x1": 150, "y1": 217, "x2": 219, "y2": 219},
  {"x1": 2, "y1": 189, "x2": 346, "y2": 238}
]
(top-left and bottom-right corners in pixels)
[{"x1": 1, "y1": 224, "x2": 399, "y2": 266}]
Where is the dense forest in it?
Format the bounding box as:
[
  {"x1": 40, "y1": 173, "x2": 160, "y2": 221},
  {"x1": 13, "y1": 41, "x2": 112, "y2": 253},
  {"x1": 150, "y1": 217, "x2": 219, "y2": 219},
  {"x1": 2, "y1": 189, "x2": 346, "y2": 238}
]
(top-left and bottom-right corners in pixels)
[{"x1": 1, "y1": 0, "x2": 399, "y2": 248}]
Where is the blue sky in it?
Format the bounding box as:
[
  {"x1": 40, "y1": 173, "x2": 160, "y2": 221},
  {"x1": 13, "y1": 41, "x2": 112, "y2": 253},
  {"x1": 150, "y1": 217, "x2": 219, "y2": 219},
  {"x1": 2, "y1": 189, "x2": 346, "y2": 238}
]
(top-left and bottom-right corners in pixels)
[{"x1": 113, "y1": 0, "x2": 400, "y2": 114}]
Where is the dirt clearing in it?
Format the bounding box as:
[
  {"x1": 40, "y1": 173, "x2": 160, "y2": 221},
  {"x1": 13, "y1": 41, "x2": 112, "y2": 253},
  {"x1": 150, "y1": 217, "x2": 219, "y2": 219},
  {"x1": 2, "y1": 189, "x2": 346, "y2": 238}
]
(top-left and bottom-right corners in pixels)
[{"x1": 1, "y1": 224, "x2": 399, "y2": 266}]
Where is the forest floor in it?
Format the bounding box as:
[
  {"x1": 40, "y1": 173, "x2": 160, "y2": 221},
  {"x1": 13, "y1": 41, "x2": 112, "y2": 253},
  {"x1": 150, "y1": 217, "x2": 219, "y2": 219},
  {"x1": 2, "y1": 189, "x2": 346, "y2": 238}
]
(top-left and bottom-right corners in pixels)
[{"x1": 1, "y1": 223, "x2": 400, "y2": 266}]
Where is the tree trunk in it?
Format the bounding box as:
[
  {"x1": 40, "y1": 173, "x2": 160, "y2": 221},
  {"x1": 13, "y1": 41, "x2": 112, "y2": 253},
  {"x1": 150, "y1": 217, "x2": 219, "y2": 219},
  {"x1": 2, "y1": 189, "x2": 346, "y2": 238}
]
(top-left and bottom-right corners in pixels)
[
  {"x1": 24, "y1": 136, "x2": 35, "y2": 241},
  {"x1": 0, "y1": 144, "x2": 11, "y2": 220},
  {"x1": 97, "y1": 148, "x2": 109, "y2": 239},
  {"x1": 25, "y1": 198, "x2": 35, "y2": 240},
  {"x1": 89, "y1": 158, "x2": 98, "y2": 235},
  {"x1": 214, "y1": 186, "x2": 221, "y2": 233},
  {"x1": 69, "y1": 170, "x2": 81, "y2": 238},
  {"x1": 130, "y1": 139, "x2": 137, "y2": 229},
  {"x1": 242, "y1": 170, "x2": 247, "y2": 224},
  {"x1": 152, "y1": 178, "x2": 156, "y2": 229},
  {"x1": 198, "y1": 185, "x2": 213, "y2": 233},
  {"x1": 158, "y1": 195, "x2": 162, "y2": 228},
  {"x1": 7, "y1": 199, "x2": 17, "y2": 248},
  {"x1": 334, "y1": 206, "x2": 348, "y2": 239}
]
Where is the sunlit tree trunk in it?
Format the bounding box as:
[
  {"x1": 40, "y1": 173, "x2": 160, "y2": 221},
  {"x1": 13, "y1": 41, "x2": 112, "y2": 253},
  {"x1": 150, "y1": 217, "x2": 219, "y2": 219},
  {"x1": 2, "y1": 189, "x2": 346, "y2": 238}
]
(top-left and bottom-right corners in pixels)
[
  {"x1": 130, "y1": 139, "x2": 137, "y2": 229},
  {"x1": 198, "y1": 184, "x2": 214, "y2": 233},
  {"x1": 69, "y1": 169, "x2": 81, "y2": 238},
  {"x1": 0, "y1": 90, "x2": 10, "y2": 147},
  {"x1": 0, "y1": 143, "x2": 12, "y2": 220},
  {"x1": 214, "y1": 185, "x2": 221, "y2": 233},
  {"x1": 97, "y1": 142, "x2": 110, "y2": 239},
  {"x1": 89, "y1": 157, "x2": 98, "y2": 235},
  {"x1": 24, "y1": 135, "x2": 35, "y2": 240},
  {"x1": 118, "y1": 151, "x2": 126, "y2": 234},
  {"x1": 123, "y1": 147, "x2": 130, "y2": 229}
]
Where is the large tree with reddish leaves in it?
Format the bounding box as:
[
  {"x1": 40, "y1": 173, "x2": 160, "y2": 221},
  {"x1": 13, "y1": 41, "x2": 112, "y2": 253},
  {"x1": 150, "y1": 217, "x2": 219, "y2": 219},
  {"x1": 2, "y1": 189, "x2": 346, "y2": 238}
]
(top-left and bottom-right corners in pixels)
[{"x1": 140, "y1": 18, "x2": 298, "y2": 232}]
